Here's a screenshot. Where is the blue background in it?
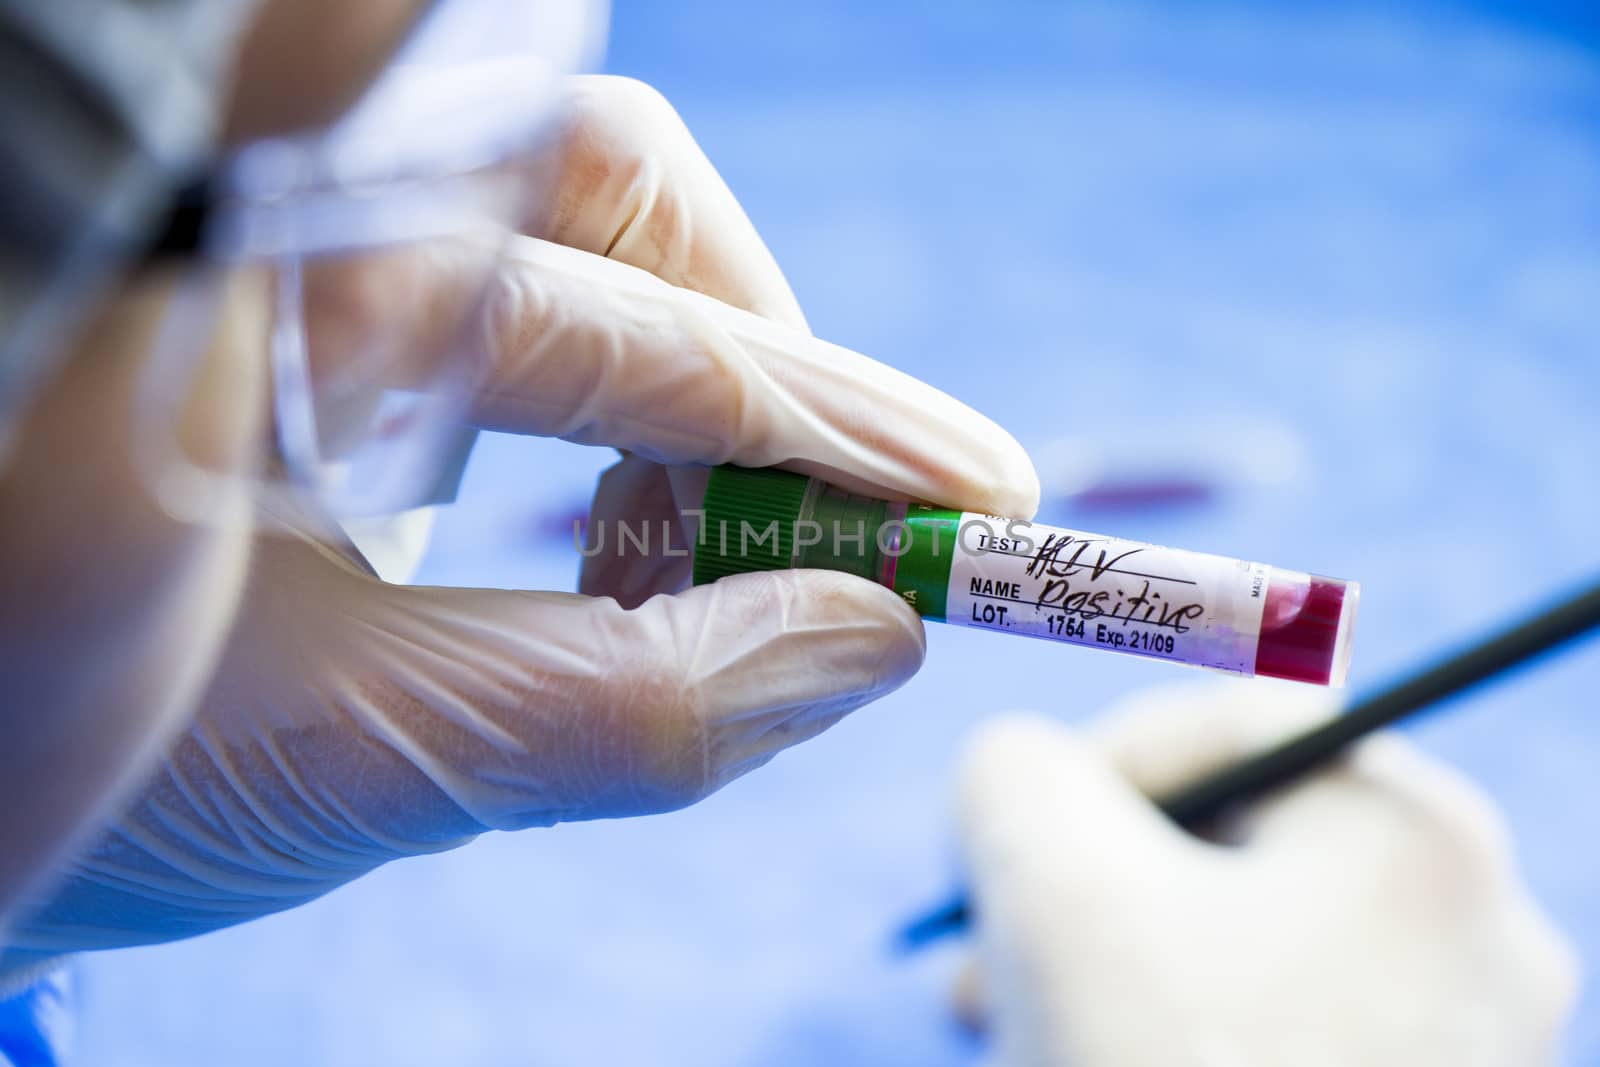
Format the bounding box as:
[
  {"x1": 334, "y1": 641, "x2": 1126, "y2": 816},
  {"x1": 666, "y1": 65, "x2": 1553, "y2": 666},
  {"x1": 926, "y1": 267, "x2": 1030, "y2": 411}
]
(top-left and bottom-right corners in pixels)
[{"x1": 74, "y1": 1, "x2": 1600, "y2": 1063}]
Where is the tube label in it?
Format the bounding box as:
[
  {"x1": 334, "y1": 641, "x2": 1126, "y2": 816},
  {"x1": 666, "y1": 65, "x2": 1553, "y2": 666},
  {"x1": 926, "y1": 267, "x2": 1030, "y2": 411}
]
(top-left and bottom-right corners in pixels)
[{"x1": 944, "y1": 515, "x2": 1270, "y2": 674}]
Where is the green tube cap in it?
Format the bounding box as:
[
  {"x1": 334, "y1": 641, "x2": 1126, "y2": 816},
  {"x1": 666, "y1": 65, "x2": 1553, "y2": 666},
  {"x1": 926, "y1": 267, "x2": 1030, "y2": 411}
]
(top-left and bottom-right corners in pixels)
[{"x1": 692, "y1": 465, "x2": 812, "y2": 584}]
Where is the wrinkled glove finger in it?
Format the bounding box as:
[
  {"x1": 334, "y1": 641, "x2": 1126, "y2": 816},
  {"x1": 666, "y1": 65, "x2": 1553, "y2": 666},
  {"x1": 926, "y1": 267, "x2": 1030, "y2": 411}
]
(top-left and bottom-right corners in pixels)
[
  {"x1": 357, "y1": 568, "x2": 926, "y2": 828},
  {"x1": 7, "y1": 532, "x2": 924, "y2": 954},
  {"x1": 470, "y1": 235, "x2": 1038, "y2": 517}
]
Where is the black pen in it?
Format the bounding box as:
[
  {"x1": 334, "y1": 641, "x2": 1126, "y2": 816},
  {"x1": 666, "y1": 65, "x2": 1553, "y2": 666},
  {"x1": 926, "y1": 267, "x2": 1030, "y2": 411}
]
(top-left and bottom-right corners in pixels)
[{"x1": 899, "y1": 575, "x2": 1600, "y2": 950}]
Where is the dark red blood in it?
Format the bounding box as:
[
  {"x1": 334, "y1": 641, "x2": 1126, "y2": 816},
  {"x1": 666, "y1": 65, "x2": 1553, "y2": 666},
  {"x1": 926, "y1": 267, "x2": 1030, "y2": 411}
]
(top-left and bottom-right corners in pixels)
[{"x1": 1254, "y1": 575, "x2": 1347, "y2": 685}]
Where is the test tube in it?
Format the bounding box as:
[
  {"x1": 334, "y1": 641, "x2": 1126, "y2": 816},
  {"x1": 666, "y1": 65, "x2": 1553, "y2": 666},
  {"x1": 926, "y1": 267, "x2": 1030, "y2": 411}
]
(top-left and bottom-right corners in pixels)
[{"x1": 692, "y1": 465, "x2": 1359, "y2": 686}]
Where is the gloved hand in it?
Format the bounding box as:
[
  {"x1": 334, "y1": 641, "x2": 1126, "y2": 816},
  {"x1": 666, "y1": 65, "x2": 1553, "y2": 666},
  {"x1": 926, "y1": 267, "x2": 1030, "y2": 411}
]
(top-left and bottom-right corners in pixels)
[
  {"x1": 955, "y1": 683, "x2": 1578, "y2": 1067},
  {"x1": 3, "y1": 75, "x2": 1038, "y2": 962}
]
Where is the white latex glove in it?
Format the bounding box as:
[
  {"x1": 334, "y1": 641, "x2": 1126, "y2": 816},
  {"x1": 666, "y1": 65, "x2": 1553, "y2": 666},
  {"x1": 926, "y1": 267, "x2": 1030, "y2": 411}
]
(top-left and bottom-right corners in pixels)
[
  {"x1": 956, "y1": 683, "x2": 1578, "y2": 1067},
  {"x1": 3, "y1": 76, "x2": 1038, "y2": 963}
]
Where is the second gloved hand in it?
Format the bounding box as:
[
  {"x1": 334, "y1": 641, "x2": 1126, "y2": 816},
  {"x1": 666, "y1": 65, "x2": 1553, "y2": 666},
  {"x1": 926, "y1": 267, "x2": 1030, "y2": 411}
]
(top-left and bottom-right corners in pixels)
[{"x1": 956, "y1": 684, "x2": 1578, "y2": 1067}]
